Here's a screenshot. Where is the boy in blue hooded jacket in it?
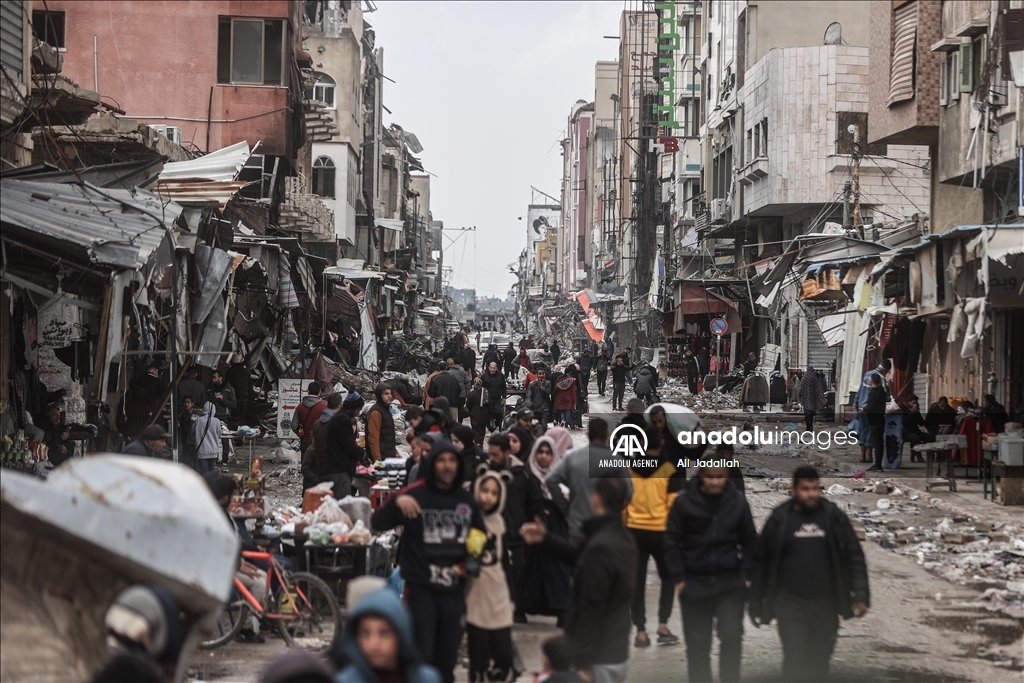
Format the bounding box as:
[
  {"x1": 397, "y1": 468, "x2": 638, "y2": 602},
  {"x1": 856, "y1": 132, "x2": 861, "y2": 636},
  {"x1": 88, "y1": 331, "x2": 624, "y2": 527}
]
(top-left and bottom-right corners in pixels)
[{"x1": 336, "y1": 588, "x2": 441, "y2": 683}]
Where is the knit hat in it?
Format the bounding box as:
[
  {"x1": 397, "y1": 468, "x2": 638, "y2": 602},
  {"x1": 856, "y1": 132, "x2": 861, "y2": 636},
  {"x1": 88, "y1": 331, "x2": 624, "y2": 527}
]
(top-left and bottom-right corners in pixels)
[
  {"x1": 140, "y1": 425, "x2": 168, "y2": 440},
  {"x1": 342, "y1": 391, "x2": 364, "y2": 409}
]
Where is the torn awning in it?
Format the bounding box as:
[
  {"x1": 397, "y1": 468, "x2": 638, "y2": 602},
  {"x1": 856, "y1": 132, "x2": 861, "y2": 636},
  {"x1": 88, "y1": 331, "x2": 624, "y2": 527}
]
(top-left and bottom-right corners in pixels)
[
  {"x1": 663, "y1": 284, "x2": 742, "y2": 334},
  {"x1": 572, "y1": 289, "x2": 606, "y2": 342}
]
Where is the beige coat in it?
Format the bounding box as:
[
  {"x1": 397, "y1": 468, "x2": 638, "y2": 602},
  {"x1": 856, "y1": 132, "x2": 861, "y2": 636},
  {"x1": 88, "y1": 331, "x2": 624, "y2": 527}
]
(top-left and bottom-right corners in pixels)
[{"x1": 465, "y1": 471, "x2": 513, "y2": 629}]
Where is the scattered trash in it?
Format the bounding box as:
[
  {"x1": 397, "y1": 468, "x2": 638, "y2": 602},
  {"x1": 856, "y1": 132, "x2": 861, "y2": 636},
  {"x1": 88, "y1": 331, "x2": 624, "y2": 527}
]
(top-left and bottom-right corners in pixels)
[
  {"x1": 909, "y1": 494, "x2": 920, "y2": 501},
  {"x1": 876, "y1": 498, "x2": 892, "y2": 510},
  {"x1": 886, "y1": 519, "x2": 907, "y2": 530},
  {"x1": 852, "y1": 470, "x2": 866, "y2": 479},
  {"x1": 874, "y1": 481, "x2": 890, "y2": 494},
  {"x1": 826, "y1": 484, "x2": 854, "y2": 495}
]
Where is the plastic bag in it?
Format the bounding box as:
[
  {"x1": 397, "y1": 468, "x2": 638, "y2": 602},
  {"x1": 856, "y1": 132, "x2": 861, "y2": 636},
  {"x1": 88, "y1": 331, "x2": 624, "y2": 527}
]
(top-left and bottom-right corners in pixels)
[
  {"x1": 312, "y1": 497, "x2": 353, "y2": 527},
  {"x1": 348, "y1": 519, "x2": 372, "y2": 546},
  {"x1": 338, "y1": 495, "x2": 373, "y2": 529}
]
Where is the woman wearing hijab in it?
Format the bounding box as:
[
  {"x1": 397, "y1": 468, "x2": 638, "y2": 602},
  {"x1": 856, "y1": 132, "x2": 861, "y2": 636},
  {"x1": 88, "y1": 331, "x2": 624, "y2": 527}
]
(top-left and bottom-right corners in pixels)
[
  {"x1": 451, "y1": 424, "x2": 485, "y2": 486},
  {"x1": 507, "y1": 425, "x2": 534, "y2": 464},
  {"x1": 519, "y1": 428, "x2": 573, "y2": 626}
]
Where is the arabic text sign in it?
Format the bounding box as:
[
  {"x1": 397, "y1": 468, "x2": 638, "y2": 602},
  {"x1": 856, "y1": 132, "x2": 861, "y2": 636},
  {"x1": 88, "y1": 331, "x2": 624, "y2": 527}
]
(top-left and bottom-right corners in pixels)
[{"x1": 278, "y1": 379, "x2": 313, "y2": 438}]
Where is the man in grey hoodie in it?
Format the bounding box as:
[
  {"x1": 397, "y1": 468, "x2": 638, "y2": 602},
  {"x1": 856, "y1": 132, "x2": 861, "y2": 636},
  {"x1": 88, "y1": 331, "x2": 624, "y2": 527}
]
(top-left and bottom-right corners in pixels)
[
  {"x1": 545, "y1": 418, "x2": 632, "y2": 544},
  {"x1": 194, "y1": 402, "x2": 222, "y2": 475}
]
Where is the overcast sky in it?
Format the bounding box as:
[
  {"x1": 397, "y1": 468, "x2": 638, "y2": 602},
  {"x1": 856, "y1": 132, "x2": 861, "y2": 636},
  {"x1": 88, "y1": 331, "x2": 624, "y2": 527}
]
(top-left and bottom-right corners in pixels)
[{"x1": 368, "y1": 1, "x2": 623, "y2": 298}]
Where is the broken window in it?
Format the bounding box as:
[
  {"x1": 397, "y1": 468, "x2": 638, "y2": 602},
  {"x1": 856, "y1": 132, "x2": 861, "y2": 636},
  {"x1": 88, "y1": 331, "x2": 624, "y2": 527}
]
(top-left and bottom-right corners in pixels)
[
  {"x1": 312, "y1": 74, "x2": 336, "y2": 108},
  {"x1": 217, "y1": 17, "x2": 286, "y2": 86},
  {"x1": 31, "y1": 9, "x2": 64, "y2": 49},
  {"x1": 888, "y1": 1, "x2": 917, "y2": 106},
  {"x1": 312, "y1": 156, "x2": 336, "y2": 199}
]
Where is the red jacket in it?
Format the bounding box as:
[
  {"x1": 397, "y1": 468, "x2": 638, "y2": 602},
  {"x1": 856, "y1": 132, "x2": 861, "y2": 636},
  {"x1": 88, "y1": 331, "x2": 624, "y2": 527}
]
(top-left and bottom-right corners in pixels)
[{"x1": 554, "y1": 376, "x2": 577, "y2": 411}]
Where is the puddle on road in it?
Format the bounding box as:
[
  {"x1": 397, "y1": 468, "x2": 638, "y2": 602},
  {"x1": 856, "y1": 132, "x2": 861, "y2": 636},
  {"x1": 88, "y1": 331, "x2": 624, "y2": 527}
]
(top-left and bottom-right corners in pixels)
[{"x1": 923, "y1": 610, "x2": 1024, "y2": 646}]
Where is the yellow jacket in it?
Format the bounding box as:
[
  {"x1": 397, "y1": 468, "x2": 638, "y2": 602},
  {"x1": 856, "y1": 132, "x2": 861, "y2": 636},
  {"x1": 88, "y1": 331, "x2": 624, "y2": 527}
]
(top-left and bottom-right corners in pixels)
[{"x1": 625, "y1": 461, "x2": 686, "y2": 532}]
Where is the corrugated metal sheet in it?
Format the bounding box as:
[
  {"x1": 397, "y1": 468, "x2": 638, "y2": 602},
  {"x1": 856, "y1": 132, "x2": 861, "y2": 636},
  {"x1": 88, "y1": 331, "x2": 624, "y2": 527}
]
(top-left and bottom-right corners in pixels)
[
  {"x1": 0, "y1": 180, "x2": 182, "y2": 270},
  {"x1": 889, "y1": 2, "x2": 918, "y2": 106},
  {"x1": 159, "y1": 140, "x2": 251, "y2": 181},
  {"x1": 153, "y1": 179, "x2": 247, "y2": 210}
]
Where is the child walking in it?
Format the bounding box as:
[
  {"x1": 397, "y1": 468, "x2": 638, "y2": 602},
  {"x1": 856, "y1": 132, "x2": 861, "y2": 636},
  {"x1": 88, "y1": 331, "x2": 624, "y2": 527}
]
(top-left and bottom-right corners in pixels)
[{"x1": 466, "y1": 470, "x2": 514, "y2": 682}]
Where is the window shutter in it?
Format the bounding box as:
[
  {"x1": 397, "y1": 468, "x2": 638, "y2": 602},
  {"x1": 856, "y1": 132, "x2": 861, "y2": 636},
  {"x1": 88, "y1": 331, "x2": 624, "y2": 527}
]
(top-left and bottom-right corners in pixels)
[
  {"x1": 959, "y1": 42, "x2": 974, "y2": 93},
  {"x1": 950, "y1": 52, "x2": 960, "y2": 101},
  {"x1": 939, "y1": 56, "x2": 948, "y2": 106},
  {"x1": 888, "y1": 1, "x2": 918, "y2": 106},
  {"x1": 1003, "y1": 8, "x2": 1024, "y2": 70}
]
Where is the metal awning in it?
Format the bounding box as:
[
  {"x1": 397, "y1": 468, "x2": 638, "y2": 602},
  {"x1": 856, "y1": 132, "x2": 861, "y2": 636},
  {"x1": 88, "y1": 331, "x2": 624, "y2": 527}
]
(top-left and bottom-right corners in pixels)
[
  {"x1": 0, "y1": 179, "x2": 182, "y2": 270},
  {"x1": 159, "y1": 140, "x2": 252, "y2": 181},
  {"x1": 375, "y1": 218, "x2": 404, "y2": 232}
]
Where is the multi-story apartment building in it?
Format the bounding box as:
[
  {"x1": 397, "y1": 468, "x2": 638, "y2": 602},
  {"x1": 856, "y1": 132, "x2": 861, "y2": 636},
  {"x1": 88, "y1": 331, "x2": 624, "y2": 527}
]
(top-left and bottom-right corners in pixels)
[
  {"x1": 868, "y1": 0, "x2": 1024, "y2": 412},
  {"x1": 560, "y1": 100, "x2": 594, "y2": 295}
]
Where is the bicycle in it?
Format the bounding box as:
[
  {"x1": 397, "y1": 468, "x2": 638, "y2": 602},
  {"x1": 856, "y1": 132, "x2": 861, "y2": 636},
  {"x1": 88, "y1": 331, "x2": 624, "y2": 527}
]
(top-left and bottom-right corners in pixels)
[{"x1": 200, "y1": 549, "x2": 341, "y2": 653}]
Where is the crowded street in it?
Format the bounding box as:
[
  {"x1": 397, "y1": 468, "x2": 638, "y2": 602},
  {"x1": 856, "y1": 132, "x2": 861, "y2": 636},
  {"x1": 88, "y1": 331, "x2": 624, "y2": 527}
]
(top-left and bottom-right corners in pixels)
[{"x1": 2, "y1": 1, "x2": 1024, "y2": 683}]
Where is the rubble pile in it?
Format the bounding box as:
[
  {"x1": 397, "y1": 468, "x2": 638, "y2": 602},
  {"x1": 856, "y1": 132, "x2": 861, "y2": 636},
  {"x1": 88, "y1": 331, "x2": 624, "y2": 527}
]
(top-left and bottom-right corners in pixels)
[
  {"x1": 658, "y1": 379, "x2": 740, "y2": 411},
  {"x1": 832, "y1": 480, "x2": 1024, "y2": 598},
  {"x1": 330, "y1": 364, "x2": 381, "y2": 395}
]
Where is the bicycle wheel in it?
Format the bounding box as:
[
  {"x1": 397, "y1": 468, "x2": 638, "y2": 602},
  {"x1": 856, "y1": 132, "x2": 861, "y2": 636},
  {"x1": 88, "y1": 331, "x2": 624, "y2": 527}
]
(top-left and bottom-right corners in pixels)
[
  {"x1": 199, "y1": 599, "x2": 250, "y2": 650},
  {"x1": 273, "y1": 572, "x2": 342, "y2": 653}
]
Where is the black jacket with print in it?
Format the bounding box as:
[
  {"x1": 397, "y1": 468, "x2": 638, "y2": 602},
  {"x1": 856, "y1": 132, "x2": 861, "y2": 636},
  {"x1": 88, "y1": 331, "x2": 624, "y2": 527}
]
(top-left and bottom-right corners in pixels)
[{"x1": 371, "y1": 440, "x2": 485, "y2": 592}]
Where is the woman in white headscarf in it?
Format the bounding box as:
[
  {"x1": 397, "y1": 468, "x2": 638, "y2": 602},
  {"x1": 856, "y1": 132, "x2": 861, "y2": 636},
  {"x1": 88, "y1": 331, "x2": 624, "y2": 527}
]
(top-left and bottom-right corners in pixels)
[{"x1": 519, "y1": 426, "x2": 574, "y2": 625}]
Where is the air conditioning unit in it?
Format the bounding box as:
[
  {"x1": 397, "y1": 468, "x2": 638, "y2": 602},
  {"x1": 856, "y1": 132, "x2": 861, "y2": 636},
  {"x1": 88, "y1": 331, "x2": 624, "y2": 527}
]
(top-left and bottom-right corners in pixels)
[
  {"x1": 150, "y1": 124, "x2": 183, "y2": 145},
  {"x1": 710, "y1": 198, "x2": 728, "y2": 222}
]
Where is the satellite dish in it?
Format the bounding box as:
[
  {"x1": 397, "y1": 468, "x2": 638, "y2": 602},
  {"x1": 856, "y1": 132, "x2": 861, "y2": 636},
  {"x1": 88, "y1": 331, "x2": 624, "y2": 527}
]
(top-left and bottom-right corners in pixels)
[{"x1": 824, "y1": 22, "x2": 843, "y2": 45}]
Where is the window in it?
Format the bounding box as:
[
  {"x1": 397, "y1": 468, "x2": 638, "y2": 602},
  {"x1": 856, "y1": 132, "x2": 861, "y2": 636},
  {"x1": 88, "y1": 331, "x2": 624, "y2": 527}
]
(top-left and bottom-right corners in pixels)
[
  {"x1": 759, "y1": 119, "x2": 768, "y2": 157},
  {"x1": 940, "y1": 51, "x2": 960, "y2": 106},
  {"x1": 217, "y1": 17, "x2": 286, "y2": 86},
  {"x1": 888, "y1": 1, "x2": 917, "y2": 106},
  {"x1": 312, "y1": 156, "x2": 336, "y2": 199},
  {"x1": 312, "y1": 74, "x2": 336, "y2": 108},
  {"x1": 32, "y1": 9, "x2": 65, "y2": 49}
]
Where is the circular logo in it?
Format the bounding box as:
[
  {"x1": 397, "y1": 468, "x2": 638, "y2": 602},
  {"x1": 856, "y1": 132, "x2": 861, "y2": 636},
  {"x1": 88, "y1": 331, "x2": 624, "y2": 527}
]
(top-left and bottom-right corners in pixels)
[
  {"x1": 710, "y1": 317, "x2": 728, "y2": 335},
  {"x1": 610, "y1": 422, "x2": 649, "y2": 459}
]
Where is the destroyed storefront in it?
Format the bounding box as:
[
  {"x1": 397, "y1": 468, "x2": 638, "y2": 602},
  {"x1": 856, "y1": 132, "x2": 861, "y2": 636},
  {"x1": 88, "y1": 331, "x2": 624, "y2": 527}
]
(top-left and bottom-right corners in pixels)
[
  {"x1": 0, "y1": 164, "x2": 326, "y2": 467},
  {"x1": 0, "y1": 179, "x2": 185, "y2": 460},
  {"x1": 661, "y1": 280, "x2": 745, "y2": 380}
]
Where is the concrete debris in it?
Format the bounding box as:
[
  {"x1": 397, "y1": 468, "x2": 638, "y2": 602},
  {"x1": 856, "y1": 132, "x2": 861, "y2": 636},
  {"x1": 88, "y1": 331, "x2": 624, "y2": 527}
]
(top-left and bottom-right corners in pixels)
[
  {"x1": 826, "y1": 483, "x2": 854, "y2": 495},
  {"x1": 874, "y1": 481, "x2": 891, "y2": 494},
  {"x1": 887, "y1": 519, "x2": 907, "y2": 530},
  {"x1": 895, "y1": 530, "x2": 916, "y2": 543}
]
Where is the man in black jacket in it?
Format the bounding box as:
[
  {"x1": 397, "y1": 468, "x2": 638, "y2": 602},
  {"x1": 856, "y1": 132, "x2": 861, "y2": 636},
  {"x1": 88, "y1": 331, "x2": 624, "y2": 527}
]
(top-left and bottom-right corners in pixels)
[
  {"x1": 749, "y1": 466, "x2": 869, "y2": 683},
  {"x1": 323, "y1": 392, "x2": 365, "y2": 498},
  {"x1": 578, "y1": 349, "x2": 593, "y2": 394},
  {"x1": 610, "y1": 358, "x2": 626, "y2": 411},
  {"x1": 525, "y1": 367, "x2": 552, "y2": 432},
  {"x1": 428, "y1": 361, "x2": 462, "y2": 423},
  {"x1": 663, "y1": 466, "x2": 757, "y2": 683},
  {"x1": 480, "y1": 361, "x2": 508, "y2": 431},
  {"x1": 594, "y1": 348, "x2": 610, "y2": 396},
  {"x1": 486, "y1": 432, "x2": 545, "y2": 623},
  {"x1": 503, "y1": 342, "x2": 518, "y2": 380},
  {"x1": 520, "y1": 477, "x2": 635, "y2": 683},
  {"x1": 371, "y1": 440, "x2": 486, "y2": 683},
  {"x1": 861, "y1": 373, "x2": 888, "y2": 472}
]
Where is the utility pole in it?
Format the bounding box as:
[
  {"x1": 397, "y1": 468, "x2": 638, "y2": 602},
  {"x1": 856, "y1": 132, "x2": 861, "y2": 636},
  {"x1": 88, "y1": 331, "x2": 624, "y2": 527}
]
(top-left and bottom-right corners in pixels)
[
  {"x1": 851, "y1": 124, "x2": 862, "y2": 239},
  {"x1": 843, "y1": 180, "x2": 852, "y2": 229}
]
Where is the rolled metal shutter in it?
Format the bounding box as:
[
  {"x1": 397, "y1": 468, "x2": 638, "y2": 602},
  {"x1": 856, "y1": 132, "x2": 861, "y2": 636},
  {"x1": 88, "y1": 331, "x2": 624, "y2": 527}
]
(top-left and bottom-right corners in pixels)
[{"x1": 889, "y1": 1, "x2": 918, "y2": 106}]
